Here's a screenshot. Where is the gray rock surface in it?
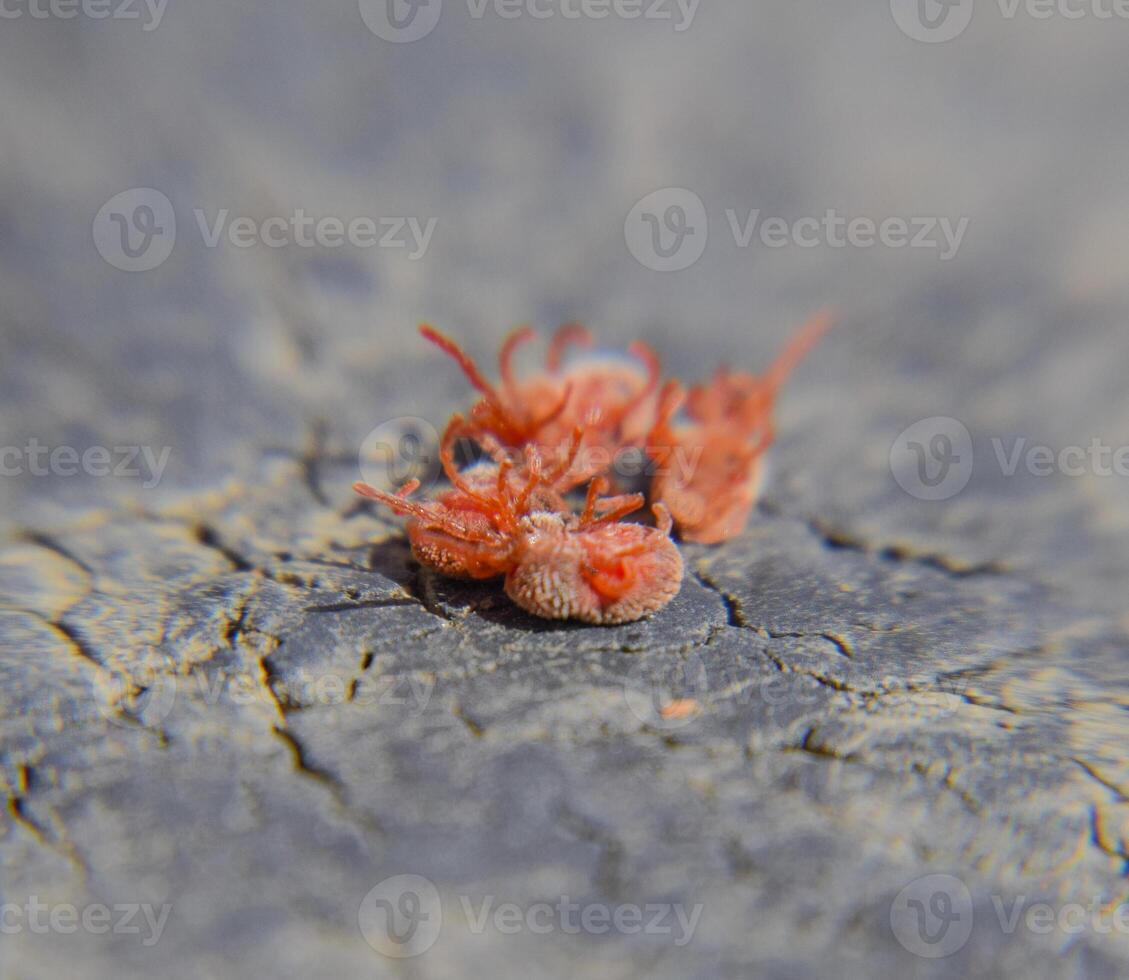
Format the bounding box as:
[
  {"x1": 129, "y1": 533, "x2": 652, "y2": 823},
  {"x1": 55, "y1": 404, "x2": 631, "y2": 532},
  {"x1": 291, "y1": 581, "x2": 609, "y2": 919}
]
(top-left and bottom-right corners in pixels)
[{"x1": 2, "y1": 2, "x2": 1129, "y2": 977}]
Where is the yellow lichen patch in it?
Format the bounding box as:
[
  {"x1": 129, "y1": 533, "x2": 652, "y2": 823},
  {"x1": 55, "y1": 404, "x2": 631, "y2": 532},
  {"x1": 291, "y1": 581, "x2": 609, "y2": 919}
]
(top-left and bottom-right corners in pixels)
[
  {"x1": 998, "y1": 666, "x2": 1085, "y2": 714},
  {"x1": 146, "y1": 457, "x2": 399, "y2": 561},
  {"x1": 1070, "y1": 700, "x2": 1129, "y2": 798},
  {"x1": 0, "y1": 545, "x2": 92, "y2": 620},
  {"x1": 149, "y1": 476, "x2": 250, "y2": 526},
  {"x1": 293, "y1": 507, "x2": 398, "y2": 556}
]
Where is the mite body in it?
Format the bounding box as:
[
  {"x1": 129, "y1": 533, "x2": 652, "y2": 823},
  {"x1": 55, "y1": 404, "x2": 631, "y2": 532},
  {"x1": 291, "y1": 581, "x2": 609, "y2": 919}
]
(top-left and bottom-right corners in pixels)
[
  {"x1": 421, "y1": 323, "x2": 660, "y2": 483},
  {"x1": 647, "y1": 310, "x2": 833, "y2": 543},
  {"x1": 503, "y1": 504, "x2": 683, "y2": 625},
  {"x1": 354, "y1": 417, "x2": 683, "y2": 624}
]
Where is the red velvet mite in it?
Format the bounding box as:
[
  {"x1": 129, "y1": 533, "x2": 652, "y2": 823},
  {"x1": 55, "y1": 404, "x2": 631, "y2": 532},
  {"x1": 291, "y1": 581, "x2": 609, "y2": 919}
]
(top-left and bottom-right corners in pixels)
[
  {"x1": 354, "y1": 416, "x2": 682, "y2": 623},
  {"x1": 647, "y1": 309, "x2": 834, "y2": 543},
  {"x1": 419, "y1": 322, "x2": 661, "y2": 484},
  {"x1": 354, "y1": 312, "x2": 831, "y2": 622}
]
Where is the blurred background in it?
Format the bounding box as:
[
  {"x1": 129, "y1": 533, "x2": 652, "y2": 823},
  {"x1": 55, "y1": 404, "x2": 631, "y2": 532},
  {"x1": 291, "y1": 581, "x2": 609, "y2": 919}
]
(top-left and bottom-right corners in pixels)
[{"x1": 2, "y1": 1, "x2": 1129, "y2": 976}]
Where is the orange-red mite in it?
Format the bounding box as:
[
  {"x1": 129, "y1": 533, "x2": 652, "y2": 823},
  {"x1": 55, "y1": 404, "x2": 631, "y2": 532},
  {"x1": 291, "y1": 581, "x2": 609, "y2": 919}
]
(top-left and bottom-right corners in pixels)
[
  {"x1": 647, "y1": 309, "x2": 834, "y2": 543},
  {"x1": 354, "y1": 417, "x2": 682, "y2": 623},
  {"x1": 355, "y1": 312, "x2": 831, "y2": 622},
  {"x1": 419, "y1": 323, "x2": 661, "y2": 482}
]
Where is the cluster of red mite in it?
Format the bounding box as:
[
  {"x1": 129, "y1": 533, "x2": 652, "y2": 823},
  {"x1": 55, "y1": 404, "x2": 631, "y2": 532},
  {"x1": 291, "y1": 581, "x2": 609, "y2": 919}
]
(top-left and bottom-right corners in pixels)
[{"x1": 354, "y1": 311, "x2": 833, "y2": 624}]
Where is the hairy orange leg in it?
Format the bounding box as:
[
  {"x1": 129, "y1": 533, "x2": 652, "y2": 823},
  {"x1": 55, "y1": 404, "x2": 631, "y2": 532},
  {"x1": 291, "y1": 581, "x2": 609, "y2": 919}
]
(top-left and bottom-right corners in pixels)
[
  {"x1": 438, "y1": 417, "x2": 505, "y2": 510},
  {"x1": 589, "y1": 495, "x2": 646, "y2": 527},
  {"x1": 511, "y1": 449, "x2": 543, "y2": 513},
  {"x1": 546, "y1": 322, "x2": 593, "y2": 373},
  {"x1": 352, "y1": 481, "x2": 499, "y2": 543},
  {"x1": 618, "y1": 340, "x2": 661, "y2": 419},
  {"x1": 498, "y1": 325, "x2": 535, "y2": 400},
  {"x1": 526, "y1": 380, "x2": 574, "y2": 434},
  {"x1": 579, "y1": 477, "x2": 644, "y2": 527},
  {"x1": 420, "y1": 324, "x2": 525, "y2": 443},
  {"x1": 542, "y1": 426, "x2": 584, "y2": 487},
  {"x1": 762, "y1": 308, "x2": 835, "y2": 393},
  {"x1": 645, "y1": 380, "x2": 686, "y2": 472},
  {"x1": 420, "y1": 324, "x2": 500, "y2": 402}
]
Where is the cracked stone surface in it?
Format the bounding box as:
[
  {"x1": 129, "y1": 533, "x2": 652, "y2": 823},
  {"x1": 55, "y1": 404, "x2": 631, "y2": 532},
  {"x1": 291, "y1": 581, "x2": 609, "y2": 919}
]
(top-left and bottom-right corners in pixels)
[{"x1": 2, "y1": 4, "x2": 1129, "y2": 978}]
